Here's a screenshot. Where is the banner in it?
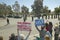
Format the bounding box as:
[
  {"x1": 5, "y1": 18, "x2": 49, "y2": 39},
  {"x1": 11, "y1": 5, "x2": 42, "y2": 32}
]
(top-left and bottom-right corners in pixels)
[
  {"x1": 35, "y1": 19, "x2": 44, "y2": 26},
  {"x1": 17, "y1": 22, "x2": 31, "y2": 31}
]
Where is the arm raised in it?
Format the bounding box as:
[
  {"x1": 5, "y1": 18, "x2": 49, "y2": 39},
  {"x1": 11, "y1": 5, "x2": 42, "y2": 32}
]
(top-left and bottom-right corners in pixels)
[
  {"x1": 25, "y1": 30, "x2": 31, "y2": 40},
  {"x1": 35, "y1": 25, "x2": 40, "y2": 32}
]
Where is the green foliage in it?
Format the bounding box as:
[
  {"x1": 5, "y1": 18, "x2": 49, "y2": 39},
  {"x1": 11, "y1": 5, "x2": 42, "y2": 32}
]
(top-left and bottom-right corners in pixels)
[
  {"x1": 54, "y1": 6, "x2": 60, "y2": 14},
  {"x1": 0, "y1": 3, "x2": 13, "y2": 16},
  {"x1": 19, "y1": 12, "x2": 23, "y2": 15},
  {"x1": 21, "y1": 5, "x2": 29, "y2": 15},
  {"x1": 43, "y1": 6, "x2": 51, "y2": 14},
  {"x1": 31, "y1": 0, "x2": 43, "y2": 18}
]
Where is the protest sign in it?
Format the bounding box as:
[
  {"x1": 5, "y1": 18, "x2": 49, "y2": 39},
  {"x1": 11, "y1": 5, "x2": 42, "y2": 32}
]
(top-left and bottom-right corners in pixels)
[
  {"x1": 35, "y1": 19, "x2": 44, "y2": 26},
  {"x1": 17, "y1": 22, "x2": 31, "y2": 31}
]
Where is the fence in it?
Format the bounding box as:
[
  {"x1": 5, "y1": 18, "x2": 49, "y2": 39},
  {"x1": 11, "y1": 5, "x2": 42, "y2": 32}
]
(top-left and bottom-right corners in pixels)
[{"x1": 40, "y1": 14, "x2": 60, "y2": 19}]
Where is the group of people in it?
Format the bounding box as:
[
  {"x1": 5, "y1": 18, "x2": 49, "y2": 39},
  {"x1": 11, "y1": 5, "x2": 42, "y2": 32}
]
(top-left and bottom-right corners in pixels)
[
  {"x1": 9, "y1": 23, "x2": 52, "y2": 40},
  {"x1": 9, "y1": 29, "x2": 31, "y2": 40},
  {"x1": 6, "y1": 18, "x2": 60, "y2": 40},
  {"x1": 35, "y1": 21, "x2": 53, "y2": 40},
  {"x1": 54, "y1": 23, "x2": 60, "y2": 40},
  {"x1": 35, "y1": 21, "x2": 60, "y2": 40},
  {"x1": 1, "y1": 17, "x2": 60, "y2": 40}
]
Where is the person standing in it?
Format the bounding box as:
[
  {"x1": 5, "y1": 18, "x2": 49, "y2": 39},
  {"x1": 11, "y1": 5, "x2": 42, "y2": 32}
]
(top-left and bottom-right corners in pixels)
[
  {"x1": 45, "y1": 22, "x2": 53, "y2": 36},
  {"x1": 7, "y1": 18, "x2": 9, "y2": 24},
  {"x1": 54, "y1": 23, "x2": 59, "y2": 40},
  {"x1": 32, "y1": 15, "x2": 34, "y2": 21},
  {"x1": 58, "y1": 34, "x2": 60, "y2": 40},
  {"x1": 9, "y1": 33, "x2": 16, "y2": 40},
  {"x1": 23, "y1": 15, "x2": 27, "y2": 22},
  {"x1": 45, "y1": 31, "x2": 52, "y2": 40},
  {"x1": 45, "y1": 23, "x2": 49, "y2": 31},
  {"x1": 48, "y1": 22, "x2": 53, "y2": 36},
  {"x1": 35, "y1": 25, "x2": 46, "y2": 40},
  {"x1": 16, "y1": 29, "x2": 32, "y2": 40}
]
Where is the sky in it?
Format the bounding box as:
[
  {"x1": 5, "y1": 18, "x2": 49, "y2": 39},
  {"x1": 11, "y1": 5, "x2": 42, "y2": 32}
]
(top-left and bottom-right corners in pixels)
[{"x1": 0, "y1": 0, "x2": 60, "y2": 12}]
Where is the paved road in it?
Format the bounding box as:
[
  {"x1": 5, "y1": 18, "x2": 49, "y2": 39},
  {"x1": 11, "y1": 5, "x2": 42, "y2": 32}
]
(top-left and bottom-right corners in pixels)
[{"x1": 0, "y1": 17, "x2": 59, "y2": 40}]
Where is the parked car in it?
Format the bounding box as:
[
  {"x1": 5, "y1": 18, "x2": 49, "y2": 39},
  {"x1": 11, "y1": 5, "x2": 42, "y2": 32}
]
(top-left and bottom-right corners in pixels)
[
  {"x1": 7, "y1": 15, "x2": 13, "y2": 18},
  {"x1": 14, "y1": 15, "x2": 22, "y2": 18},
  {"x1": 0, "y1": 16, "x2": 5, "y2": 18}
]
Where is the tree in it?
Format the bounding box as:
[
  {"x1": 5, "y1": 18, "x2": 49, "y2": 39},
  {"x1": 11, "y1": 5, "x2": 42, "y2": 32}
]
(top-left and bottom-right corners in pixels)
[
  {"x1": 0, "y1": 3, "x2": 4, "y2": 16},
  {"x1": 6, "y1": 5, "x2": 13, "y2": 16},
  {"x1": 21, "y1": 5, "x2": 29, "y2": 22},
  {"x1": 43, "y1": 6, "x2": 51, "y2": 15},
  {"x1": 21, "y1": 5, "x2": 29, "y2": 15},
  {"x1": 30, "y1": 10, "x2": 35, "y2": 15},
  {"x1": 1, "y1": 3, "x2": 7, "y2": 16},
  {"x1": 31, "y1": 0, "x2": 43, "y2": 19},
  {"x1": 0, "y1": 3, "x2": 13, "y2": 16},
  {"x1": 12, "y1": 1, "x2": 20, "y2": 15},
  {"x1": 54, "y1": 6, "x2": 60, "y2": 14},
  {"x1": 0, "y1": 3, "x2": 7, "y2": 16}
]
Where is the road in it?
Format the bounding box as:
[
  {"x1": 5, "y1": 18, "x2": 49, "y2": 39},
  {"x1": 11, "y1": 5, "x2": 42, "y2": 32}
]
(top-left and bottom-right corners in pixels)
[{"x1": 0, "y1": 17, "x2": 59, "y2": 40}]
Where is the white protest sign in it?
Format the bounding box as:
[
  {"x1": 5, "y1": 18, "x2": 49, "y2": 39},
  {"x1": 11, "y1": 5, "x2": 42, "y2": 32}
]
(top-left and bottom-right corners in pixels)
[{"x1": 17, "y1": 22, "x2": 31, "y2": 31}]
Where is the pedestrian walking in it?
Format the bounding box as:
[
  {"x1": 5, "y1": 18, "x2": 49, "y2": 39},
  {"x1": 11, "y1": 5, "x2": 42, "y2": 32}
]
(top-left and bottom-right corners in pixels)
[
  {"x1": 32, "y1": 15, "x2": 34, "y2": 21},
  {"x1": 7, "y1": 18, "x2": 9, "y2": 24}
]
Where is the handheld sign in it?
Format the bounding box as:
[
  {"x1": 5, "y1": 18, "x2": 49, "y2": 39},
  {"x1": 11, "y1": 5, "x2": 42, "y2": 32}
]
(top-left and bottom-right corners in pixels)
[
  {"x1": 17, "y1": 22, "x2": 31, "y2": 31},
  {"x1": 35, "y1": 19, "x2": 44, "y2": 26}
]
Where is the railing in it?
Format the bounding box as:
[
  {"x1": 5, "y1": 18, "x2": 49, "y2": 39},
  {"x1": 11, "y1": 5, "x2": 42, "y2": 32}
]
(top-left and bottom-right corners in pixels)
[{"x1": 40, "y1": 14, "x2": 60, "y2": 19}]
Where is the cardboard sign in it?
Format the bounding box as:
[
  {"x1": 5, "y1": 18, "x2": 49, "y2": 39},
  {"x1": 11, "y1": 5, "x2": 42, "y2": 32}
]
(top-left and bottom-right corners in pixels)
[
  {"x1": 17, "y1": 22, "x2": 31, "y2": 31},
  {"x1": 35, "y1": 19, "x2": 44, "y2": 26}
]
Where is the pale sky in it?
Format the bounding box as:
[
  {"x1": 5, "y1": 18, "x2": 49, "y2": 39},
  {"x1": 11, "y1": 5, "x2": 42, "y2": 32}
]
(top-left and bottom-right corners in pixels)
[{"x1": 0, "y1": 0, "x2": 60, "y2": 12}]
